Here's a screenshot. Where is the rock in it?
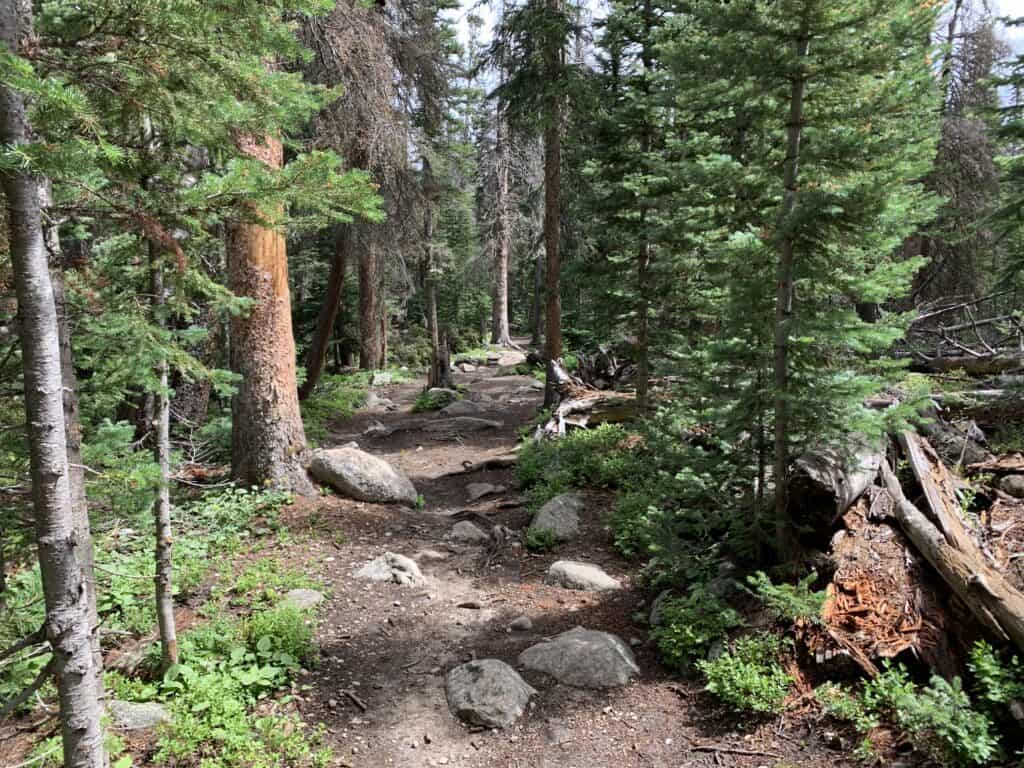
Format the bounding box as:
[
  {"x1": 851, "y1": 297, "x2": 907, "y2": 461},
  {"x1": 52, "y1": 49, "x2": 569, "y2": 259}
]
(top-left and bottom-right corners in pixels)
[
  {"x1": 414, "y1": 548, "x2": 449, "y2": 562},
  {"x1": 354, "y1": 552, "x2": 427, "y2": 586},
  {"x1": 547, "y1": 561, "x2": 621, "y2": 592},
  {"x1": 371, "y1": 372, "x2": 393, "y2": 386},
  {"x1": 1001, "y1": 474, "x2": 1024, "y2": 499},
  {"x1": 544, "y1": 719, "x2": 572, "y2": 746},
  {"x1": 649, "y1": 590, "x2": 672, "y2": 626},
  {"x1": 518, "y1": 627, "x2": 639, "y2": 689},
  {"x1": 426, "y1": 387, "x2": 460, "y2": 406},
  {"x1": 449, "y1": 521, "x2": 491, "y2": 544},
  {"x1": 423, "y1": 417, "x2": 503, "y2": 433},
  {"x1": 309, "y1": 447, "x2": 417, "y2": 506},
  {"x1": 466, "y1": 482, "x2": 504, "y2": 502},
  {"x1": 528, "y1": 493, "x2": 583, "y2": 542},
  {"x1": 497, "y1": 350, "x2": 527, "y2": 367},
  {"x1": 363, "y1": 392, "x2": 396, "y2": 412},
  {"x1": 363, "y1": 419, "x2": 389, "y2": 437},
  {"x1": 445, "y1": 659, "x2": 536, "y2": 728},
  {"x1": 509, "y1": 615, "x2": 533, "y2": 632},
  {"x1": 459, "y1": 363, "x2": 477, "y2": 373},
  {"x1": 280, "y1": 588, "x2": 325, "y2": 611},
  {"x1": 440, "y1": 399, "x2": 484, "y2": 417},
  {"x1": 109, "y1": 700, "x2": 172, "y2": 731}
]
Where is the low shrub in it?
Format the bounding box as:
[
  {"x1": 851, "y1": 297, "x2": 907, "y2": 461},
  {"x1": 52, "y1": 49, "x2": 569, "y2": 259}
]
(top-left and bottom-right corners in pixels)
[
  {"x1": 300, "y1": 373, "x2": 370, "y2": 444},
  {"x1": 651, "y1": 584, "x2": 742, "y2": 671},
  {"x1": 523, "y1": 527, "x2": 558, "y2": 552},
  {"x1": 698, "y1": 633, "x2": 791, "y2": 714},
  {"x1": 747, "y1": 570, "x2": 826, "y2": 625},
  {"x1": 243, "y1": 604, "x2": 316, "y2": 665},
  {"x1": 412, "y1": 387, "x2": 460, "y2": 412}
]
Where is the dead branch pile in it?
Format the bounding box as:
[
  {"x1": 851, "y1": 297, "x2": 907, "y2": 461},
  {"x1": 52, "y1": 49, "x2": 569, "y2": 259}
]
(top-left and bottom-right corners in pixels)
[{"x1": 535, "y1": 359, "x2": 637, "y2": 438}]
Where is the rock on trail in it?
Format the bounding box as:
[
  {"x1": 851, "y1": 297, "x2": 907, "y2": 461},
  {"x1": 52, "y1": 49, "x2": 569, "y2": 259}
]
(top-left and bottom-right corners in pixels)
[
  {"x1": 528, "y1": 493, "x2": 583, "y2": 541},
  {"x1": 280, "y1": 588, "x2": 325, "y2": 611},
  {"x1": 449, "y1": 520, "x2": 491, "y2": 544},
  {"x1": 354, "y1": 552, "x2": 427, "y2": 586},
  {"x1": 547, "y1": 560, "x2": 622, "y2": 591},
  {"x1": 518, "y1": 627, "x2": 639, "y2": 689},
  {"x1": 446, "y1": 659, "x2": 536, "y2": 728},
  {"x1": 309, "y1": 446, "x2": 418, "y2": 506},
  {"x1": 108, "y1": 700, "x2": 172, "y2": 731}
]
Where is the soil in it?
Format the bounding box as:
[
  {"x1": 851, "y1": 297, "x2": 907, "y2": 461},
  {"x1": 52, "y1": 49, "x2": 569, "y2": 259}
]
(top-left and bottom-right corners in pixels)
[{"x1": 0, "y1": 346, "x2": 864, "y2": 768}]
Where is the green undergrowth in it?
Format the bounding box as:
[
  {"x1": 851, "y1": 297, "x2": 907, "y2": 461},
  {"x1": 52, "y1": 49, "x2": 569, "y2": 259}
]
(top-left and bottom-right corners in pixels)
[
  {"x1": 699, "y1": 634, "x2": 792, "y2": 714},
  {"x1": 412, "y1": 386, "x2": 462, "y2": 412}
]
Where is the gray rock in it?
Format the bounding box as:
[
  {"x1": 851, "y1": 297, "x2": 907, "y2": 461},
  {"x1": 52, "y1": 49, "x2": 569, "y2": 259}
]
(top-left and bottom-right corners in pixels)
[
  {"x1": 422, "y1": 417, "x2": 503, "y2": 433},
  {"x1": 529, "y1": 493, "x2": 583, "y2": 542},
  {"x1": 363, "y1": 392, "x2": 396, "y2": 412},
  {"x1": 1001, "y1": 474, "x2": 1024, "y2": 499},
  {"x1": 280, "y1": 588, "x2": 325, "y2": 611},
  {"x1": 649, "y1": 590, "x2": 672, "y2": 626},
  {"x1": 466, "y1": 482, "x2": 504, "y2": 502},
  {"x1": 354, "y1": 552, "x2": 426, "y2": 586},
  {"x1": 441, "y1": 400, "x2": 484, "y2": 417},
  {"x1": 517, "y1": 627, "x2": 639, "y2": 689},
  {"x1": 497, "y1": 350, "x2": 527, "y2": 367},
  {"x1": 459, "y1": 363, "x2": 477, "y2": 373},
  {"x1": 445, "y1": 659, "x2": 536, "y2": 728},
  {"x1": 509, "y1": 615, "x2": 533, "y2": 632},
  {"x1": 426, "y1": 387, "x2": 460, "y2": 405},
  {"x1": 544, "y1": 719, "x2": 572, "y2": 746},
  {"x1": 363, "y1": 419, "x2": 389, "y2": 437},
  {"x1": 109, "y1": 700, "x2": 172, "y2": 731},
  {"x1": 309, "y1": 447, "x2": 417, "y2": 506},
  {"x1": 547, "y1": 561, "x2": 621, "y2": 592},
  {"x1": 450, "y1": 521, "x2": 491, "y2": 544},
  {"x1": 371, "y1": 372, "x2": 393, "y2": 386}
]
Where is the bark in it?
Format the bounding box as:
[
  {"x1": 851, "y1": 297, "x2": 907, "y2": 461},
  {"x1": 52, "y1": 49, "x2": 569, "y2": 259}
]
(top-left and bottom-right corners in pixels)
[
  {"x1": 881, "y1": 458, "x2": 1024, "y2": 652},
  {"x1": 789, "y1": 438, "x2": 884, "y2": 522},
  {"x1": 299, "y1": 227, "x2": 351, "y2": 400},
  {"x1": 149, "y1": 246, "x2": 177, "y2": 671},
  {"x1": 531, "y1": 246, "x2": 544, "y2": 347},
  {"x1": 915, "y1": 353, "x2": 1024, "y2": 376},
  {"x1": 422, "y1": 156, "x2": 451, "y2": 389},
  {"x1": 635, "y1": 0, "x2": 653, "y2": 413},
  {"x1": 358, "y1": 232, "x2": 384, "y2": 370},
  {"x1": 772, "y1": 32, "x2": 809, "y2": 557},
  {"x1": 542, "y1": 0, "x2": 564, "y2": 408},
  {"x1": 491, "y1": 108, "x2": 513, "y2": 347},
  {"x1": 40, "y1": 181, "x2": 103, "y2": 703},
  {"x1": 0, "y1": 1, "x2": 106, "y2": 761},
  {"x1": 537, "y1": 360, "x2": 636, "y2": 437},
  {"x1": 226, "y1": 134, "x2": 314, "y2": 495}
]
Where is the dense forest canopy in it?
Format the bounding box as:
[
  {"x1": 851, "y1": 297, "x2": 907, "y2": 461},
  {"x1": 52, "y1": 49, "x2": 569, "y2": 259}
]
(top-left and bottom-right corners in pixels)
[{"x1": 4, "y1": 0, "x2": 1024, "y2": 766}]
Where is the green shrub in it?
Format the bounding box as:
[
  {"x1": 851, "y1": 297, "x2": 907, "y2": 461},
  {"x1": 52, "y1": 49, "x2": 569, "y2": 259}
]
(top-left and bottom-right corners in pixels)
[
  {"x1": 524, "y1": 527, "x2": 558, "y2": 552},
  {"x1": 301, "y1": 373, "x2": 370, "y2": 444},
  {"x1": 651, "y1": 585, "x2": 742, "y2": 671},
  {"x1": 243, "y1": 604, "x2": 315, "y2": 665},
  {"x1": 969, "y1": 641, "x2": 1024, "y2": 712},
  {"x1": 821, "y1": 662, "x2": 999, "y2": 767},
  {"x1": 232, "y1": 559, "x2": 317, "y2": 608},
  {"x1": 412, "y1": 387, "x2": 460, "y2": 412},
  {"x1": 747, "y1": 570, "x2": 826, "y2": 624},
  {"x1": 698, "y1": 633, "x2": 792, "y2": 714}
]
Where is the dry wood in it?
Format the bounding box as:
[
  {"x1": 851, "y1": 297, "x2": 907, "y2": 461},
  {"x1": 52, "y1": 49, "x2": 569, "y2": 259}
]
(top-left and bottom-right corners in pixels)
[
  {"x1": 917, "y1": 353, "x2": 1024, "y2": 376},
  {"x1": 880, "y1": 458, "x2": 1024, "y2": 651},
  {"x1": 789, "y1": 438, "x2": 883, "y2": 520}
]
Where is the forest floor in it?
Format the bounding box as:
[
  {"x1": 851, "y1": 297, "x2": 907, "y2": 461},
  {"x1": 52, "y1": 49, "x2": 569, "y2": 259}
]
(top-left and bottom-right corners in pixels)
[{"x1": 262, "y1": 346, "x2": 847, "y2": 768}]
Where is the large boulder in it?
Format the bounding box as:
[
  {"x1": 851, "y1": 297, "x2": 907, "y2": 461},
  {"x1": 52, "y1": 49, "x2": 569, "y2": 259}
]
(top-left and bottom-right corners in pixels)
[
  {"x1": 446, "y1": 659, "x2": 536, "y2": 728},
  {"x1": 529, "y1": 493, "x2": 583, "y2": 542},
  {"x1": 517, "y1": 628, "x2": 639, "y2": 689},
  {"x1": 354, "y1": 552, "x2": 426, "y2": 586},
  {"x1": 547, "y1": 561, "x2": 621, "y2": 592},
  {"x1": 109, "y1": 700, "x2": 172, "y2": 731},
  {"x1": 309, "y1": 447, "x2": 417, "y2": 506},
  {"x1": 440, "y1": 399, "x2": 485, "y2": 417}
]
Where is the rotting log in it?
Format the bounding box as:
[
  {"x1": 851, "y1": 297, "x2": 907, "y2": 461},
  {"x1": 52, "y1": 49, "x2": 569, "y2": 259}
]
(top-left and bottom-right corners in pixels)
[
  {"x1": 789, "y1": 438, "x2": 884, "y2": 521},
  {"x1": 915, "y1": 353, "x2": 1024, "y2": 376},
  {"x1": 537, "y1": 359, "x2": 637, "y2": 437},
  {"x1": 880, "y1": 458, "x2": 1024, "y2": 652}
]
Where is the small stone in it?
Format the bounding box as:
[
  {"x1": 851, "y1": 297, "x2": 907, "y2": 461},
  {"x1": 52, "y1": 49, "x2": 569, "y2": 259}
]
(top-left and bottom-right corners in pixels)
[
  {"x1": 547, "y1": 560, "x2": 622, "y2": 592},
  {"x1": 354, "y1": 552, "x2": 427, "y2": 587},
  {"x1": 108, "y1": 700, "x2": 172, "y2": 731},
  {"x1": 509, "y1": 615, "x2": 532, "y2": 632},
  {"x1": 280, "y1": 588, "x2": 325, "y2": 612},
  {"x1": 328, "y1": 698, "x2": 338, "y2": 708},
  {"x1": 629, "y1": 637, "x2": 642, "y2": 647},
  {"x1": 449, "y1": 520, "x2": 491, "y2": 544}
]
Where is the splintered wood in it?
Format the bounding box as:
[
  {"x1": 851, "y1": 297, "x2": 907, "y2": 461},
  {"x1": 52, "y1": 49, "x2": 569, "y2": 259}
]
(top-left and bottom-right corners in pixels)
[{"x1": 804, "y1": 494, "x2": 951, "y2": 678}]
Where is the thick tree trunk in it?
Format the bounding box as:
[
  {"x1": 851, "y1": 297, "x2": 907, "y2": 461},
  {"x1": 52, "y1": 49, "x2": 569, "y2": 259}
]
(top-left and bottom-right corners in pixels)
[
  {"x1": 41, "y1": 182, "x2": 103, "y2": 703},
  {"x1": 300, "y1": 227, "x2": 350, "y2": 400},
  {"x1": 772, "y1": 33, "x2": 809, "y2": 558},
  {"x1": 358, "y1": 233, "x2": 384, "y2": 371},
  {"x1": 149, "y1": 246, "x2": 177, "y2": 671},
  {"x1": 542, "y1": 0, "x2": 564, "y2": 408},
  {"x1": 0, "y1": 2, "x2": 106, "y2": 760},
  {"x1": 491, "y1": 110, "x2": 513, "y2": 347},
  {"x1": 226, "y1": 134, "x2": 314, "y2": 494}
]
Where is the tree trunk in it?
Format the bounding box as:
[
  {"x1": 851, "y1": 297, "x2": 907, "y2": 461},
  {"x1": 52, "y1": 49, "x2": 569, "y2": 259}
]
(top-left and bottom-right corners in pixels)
[
  {"x1": 635, "y1": 0, "x2": 654, "y2": 413},
  {"x1": 358, "y1": 233, "x2": 384, "y2": 370},
  {"x1": 0, "y1": 2, "x2": 106, "y2": 761},
  {"x1": 542, "y1": 0, "x2": 564, "y2": 408},
  {"x1": 300, "y1": 227, "x2": 351, "y2": 400},
  {"x1": 788, "y1": 438, "x2": 884, "y2": 522},
  {"x1": 772, "y1": 32, "x2": 809, "y2": 558},
  {"x1": 491, "y1": 108, "x2": 513, "y2": 347},
  {"x1": 40, "y1": 181, "x2": 103, "y2": 703},
  {"x1": 531, "y1": 246, "x2": 544, "y2": 346},
  {"x1": 226, "y1": 134, "x2": 314, "y2": 494},
  {"x1": 149, "y1": 245, "x2": 177, "y2": 672}
]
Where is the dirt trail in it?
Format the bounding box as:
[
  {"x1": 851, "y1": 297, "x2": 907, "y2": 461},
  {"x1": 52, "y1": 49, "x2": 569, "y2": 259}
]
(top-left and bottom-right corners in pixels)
[{"x1": 276, "y1": 353, "x2": 842, "y2": 768}]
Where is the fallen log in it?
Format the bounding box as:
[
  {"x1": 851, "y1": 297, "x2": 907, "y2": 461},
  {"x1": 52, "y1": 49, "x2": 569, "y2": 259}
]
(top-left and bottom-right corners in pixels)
[
  {"x1": 536, "y1": 359, "x2": 637, "y2": 437},
  {"x1": 789, "y1": 438, "x2": 884, "y2": 521},
  {"x1": 880, "y1": 458, "x2": 1024, "y2": 652},
  {"x1": 916, "y1": 353, "x2": 1024, "y2": 376}
]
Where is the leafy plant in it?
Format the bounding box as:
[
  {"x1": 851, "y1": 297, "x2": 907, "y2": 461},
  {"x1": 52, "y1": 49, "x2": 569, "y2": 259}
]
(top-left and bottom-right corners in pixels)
[
  {"x1": 651, "y1": 584, "x2": 742, "y2": 671},
  {"x1": 300, "y1": 372, "x2": 371, "y2": 444},
  {"x1": 243, "y1": 604, "x2": 315, "y2": 665},
  {"x1": 747, "y1": 570, "x2": 826, "y2": 624},
  {"x1": 524, "y1": 527, "x2": 558, "y2": 552},
  {"x1": 412, "y1": 387, "x2": 460, "y2": 412},
  {"x1": 698, "y1": 633, "x2": 792, "y2": 714}
]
